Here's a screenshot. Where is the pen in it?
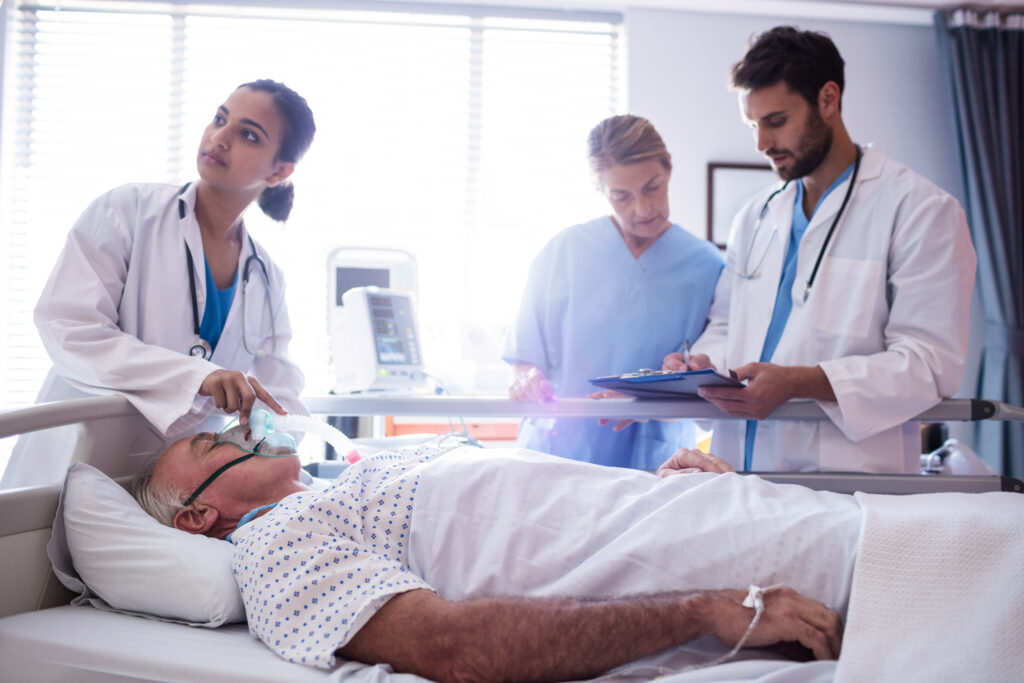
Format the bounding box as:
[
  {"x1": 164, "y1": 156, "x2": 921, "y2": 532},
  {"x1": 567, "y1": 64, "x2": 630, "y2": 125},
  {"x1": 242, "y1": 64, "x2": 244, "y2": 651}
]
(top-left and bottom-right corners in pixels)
[{"x1": 683, "y1": 339, "x2": 691, "y2": 369}]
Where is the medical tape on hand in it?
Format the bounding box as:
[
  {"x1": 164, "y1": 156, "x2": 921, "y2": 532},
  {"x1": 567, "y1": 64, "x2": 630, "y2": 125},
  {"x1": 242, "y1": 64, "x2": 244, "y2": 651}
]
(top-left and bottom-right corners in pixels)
[
  {"x1": 587, "y1": 583, "x2": 787, "y2": 682},
  {"x1": 691, "y1": 583, "x2": 785, "y2": 672}
]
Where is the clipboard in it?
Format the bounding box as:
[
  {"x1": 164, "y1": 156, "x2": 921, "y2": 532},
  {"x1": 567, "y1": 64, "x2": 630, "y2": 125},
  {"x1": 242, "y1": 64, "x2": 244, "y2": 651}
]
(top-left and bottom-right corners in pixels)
[{"x1": 590, "y1": 368, "x2": 744, "y2": 398}]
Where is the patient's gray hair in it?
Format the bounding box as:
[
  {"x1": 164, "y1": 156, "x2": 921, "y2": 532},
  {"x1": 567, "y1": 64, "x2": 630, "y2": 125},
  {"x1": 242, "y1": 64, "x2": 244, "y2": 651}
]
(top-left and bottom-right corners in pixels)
[{"x1": 131, "y1": 457, "x2": 186, "y2": 527}]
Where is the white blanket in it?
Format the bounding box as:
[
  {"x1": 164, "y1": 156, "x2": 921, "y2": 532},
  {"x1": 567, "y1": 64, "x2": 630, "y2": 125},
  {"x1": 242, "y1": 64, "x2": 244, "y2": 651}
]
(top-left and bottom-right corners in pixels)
[
  {"x1": 835, "y1": 491, "x2": 1024, "y2": 682},
  {"x1": 410, "y1": 449, "x2": 861, "y2": 612}
]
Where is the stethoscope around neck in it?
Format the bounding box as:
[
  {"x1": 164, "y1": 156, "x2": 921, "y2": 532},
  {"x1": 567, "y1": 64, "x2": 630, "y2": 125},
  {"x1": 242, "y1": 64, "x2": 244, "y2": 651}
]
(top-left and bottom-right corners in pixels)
[
  {"x1": 738, "y1": 145, "x2": 862, "y2": 303},
  {"x1": 178, "y1": 183, "x2": 276, "y2": 360}
]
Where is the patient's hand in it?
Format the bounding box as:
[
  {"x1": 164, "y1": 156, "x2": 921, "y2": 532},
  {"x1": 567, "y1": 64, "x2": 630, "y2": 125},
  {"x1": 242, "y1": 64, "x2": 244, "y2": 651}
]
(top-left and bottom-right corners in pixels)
[
  {"x1": 656, "y1": 448, "x2": 734, "y2": 477},
  {"x1": 704, "y1": 587, "x2": 843, "y2": 661}
]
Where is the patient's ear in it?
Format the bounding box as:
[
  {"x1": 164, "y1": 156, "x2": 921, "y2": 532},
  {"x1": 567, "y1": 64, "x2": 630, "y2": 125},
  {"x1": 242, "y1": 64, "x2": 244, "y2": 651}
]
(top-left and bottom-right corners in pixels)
[{"x1": 173, "y1": 504, "x2": 219, "y2": 536}]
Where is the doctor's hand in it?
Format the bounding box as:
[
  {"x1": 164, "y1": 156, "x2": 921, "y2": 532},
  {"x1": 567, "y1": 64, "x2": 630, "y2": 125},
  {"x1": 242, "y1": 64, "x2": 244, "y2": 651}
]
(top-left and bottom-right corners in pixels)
[
  {"x1": 663, "y1": 352, "x2": 712, "y2": 372},
  {"x1": 705, "y1": 587, "x2": 843, "y2": 661},
  {"x1": 697, "y1": 363, "x2": 834, "y2": 420},
  {"x1": 199, "y1": 370, "x2": 286, "y2": 425},
  {"x1": 656, "y1": 448, "x2": 734, "y2": 477},
  {"x1": 509, "y1": 365, "x2": 554, "y2": 403}
]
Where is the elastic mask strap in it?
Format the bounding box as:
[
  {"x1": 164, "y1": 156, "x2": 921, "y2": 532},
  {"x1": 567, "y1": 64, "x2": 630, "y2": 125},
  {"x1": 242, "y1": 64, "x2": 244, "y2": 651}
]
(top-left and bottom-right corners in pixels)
[{"x1": 182, "y1": 452, "x2": 257, "y2": 508}]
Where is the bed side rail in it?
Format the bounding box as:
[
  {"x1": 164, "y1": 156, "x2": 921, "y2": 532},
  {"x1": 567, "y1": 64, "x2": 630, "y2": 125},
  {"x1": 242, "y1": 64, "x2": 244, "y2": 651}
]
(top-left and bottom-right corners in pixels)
[
  {"x1": 0, "y1": 396, "x2": 162, "y2": 482},
  {"x1": 0, "y1": 396, "x2": 153, "y2": 619},
  {"x1": 755, "y1": 472, "x2": 1024, "y2": 495},
  {"x1": 0, "y1": 395, "x2": 138, "y2": 439},
  {"x1": 0, "y1": 483, "x2": 74, "y2": 618}
]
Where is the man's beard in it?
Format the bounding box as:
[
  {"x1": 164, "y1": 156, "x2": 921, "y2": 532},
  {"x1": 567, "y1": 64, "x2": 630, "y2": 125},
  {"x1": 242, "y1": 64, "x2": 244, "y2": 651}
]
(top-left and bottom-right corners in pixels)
[{"x1": 772, "y1": 108, "x2": 833, "y2": 182}]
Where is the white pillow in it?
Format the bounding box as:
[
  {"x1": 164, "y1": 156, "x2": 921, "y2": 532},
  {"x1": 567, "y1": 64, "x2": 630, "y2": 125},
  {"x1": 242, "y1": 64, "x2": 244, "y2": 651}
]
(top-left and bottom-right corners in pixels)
[{"x1": 47, "y1": 461, "x2": 245, "y2": 627}]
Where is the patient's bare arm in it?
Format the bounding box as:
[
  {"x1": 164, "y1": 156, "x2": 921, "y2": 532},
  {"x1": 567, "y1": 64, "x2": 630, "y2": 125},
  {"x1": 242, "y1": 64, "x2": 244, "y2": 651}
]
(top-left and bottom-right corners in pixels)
[{"x1": 339, "y1": 586, "x2": 842, "y2": 682}]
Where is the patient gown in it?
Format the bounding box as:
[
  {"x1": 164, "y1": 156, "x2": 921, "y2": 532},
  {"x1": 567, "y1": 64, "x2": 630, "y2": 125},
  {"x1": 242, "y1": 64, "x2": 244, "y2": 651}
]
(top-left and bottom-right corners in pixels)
[
  {"x1": 232, "y1": 444, "x2": 862, "y2": 670},
  {"x1": 502, "y1": 216, "x2": 723, "y2": 469}
]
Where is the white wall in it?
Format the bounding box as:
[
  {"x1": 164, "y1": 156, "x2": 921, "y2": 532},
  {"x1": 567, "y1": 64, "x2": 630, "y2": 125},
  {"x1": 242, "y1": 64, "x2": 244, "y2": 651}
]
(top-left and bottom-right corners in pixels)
[{"x1": 625, "y1": 8, "x2": 963, "y2": 238}]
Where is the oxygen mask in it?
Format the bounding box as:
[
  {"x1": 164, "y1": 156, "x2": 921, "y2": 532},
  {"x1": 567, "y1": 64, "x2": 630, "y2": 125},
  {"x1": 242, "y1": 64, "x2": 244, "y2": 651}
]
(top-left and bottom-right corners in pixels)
[
  {"x1": 217, "y1": 409, "x2": 361, "y2": 463},
  {"x1": 182, "y1": 409, "x2": 361, "y2": 508},
  {"x1": 216, "y1": 411, "x2": 298, "y2": 457}
]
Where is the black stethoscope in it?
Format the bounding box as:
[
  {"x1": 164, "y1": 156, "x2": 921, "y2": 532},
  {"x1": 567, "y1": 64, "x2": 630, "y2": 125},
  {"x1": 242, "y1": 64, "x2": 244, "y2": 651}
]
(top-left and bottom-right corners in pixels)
[
  {"x1": 178, "y1": 183, "x2": 276, "y2": 360},
  {"x1": 738, "y1": 145, "x2": 861, "y2": 303}
]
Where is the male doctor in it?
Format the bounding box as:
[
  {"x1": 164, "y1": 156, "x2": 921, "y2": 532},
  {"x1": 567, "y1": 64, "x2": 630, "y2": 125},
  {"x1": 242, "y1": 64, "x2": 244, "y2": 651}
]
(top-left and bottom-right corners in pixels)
[{"x1": 667, "y1": 26, "x2": 977, "y2": 473}]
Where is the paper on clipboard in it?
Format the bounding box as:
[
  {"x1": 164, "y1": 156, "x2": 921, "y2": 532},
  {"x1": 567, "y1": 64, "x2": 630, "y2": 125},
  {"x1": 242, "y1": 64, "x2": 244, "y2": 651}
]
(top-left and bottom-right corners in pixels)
[{"x1": 589, "y1": 368, "x2": 744, "y2": 398}]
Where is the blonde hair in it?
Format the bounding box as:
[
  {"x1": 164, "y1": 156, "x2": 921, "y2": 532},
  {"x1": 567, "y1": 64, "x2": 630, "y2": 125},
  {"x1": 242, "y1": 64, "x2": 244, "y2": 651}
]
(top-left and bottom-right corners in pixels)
[{"x1": 587, "y1": 114, "x2": 671, "y2": 181}]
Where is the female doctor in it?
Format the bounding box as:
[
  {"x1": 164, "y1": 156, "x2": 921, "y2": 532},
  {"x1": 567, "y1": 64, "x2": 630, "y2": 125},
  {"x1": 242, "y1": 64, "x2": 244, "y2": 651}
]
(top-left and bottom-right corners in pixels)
[
  {"x1": 501, "y1": 115, "x2": 724, "y2": 469},
  {"x1": 0, "y1": 79, "x2": 316, "y2": 489}
]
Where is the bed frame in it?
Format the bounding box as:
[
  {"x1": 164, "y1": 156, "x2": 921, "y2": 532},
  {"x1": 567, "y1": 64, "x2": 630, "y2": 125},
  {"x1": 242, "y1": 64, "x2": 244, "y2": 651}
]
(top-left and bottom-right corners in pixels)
[{"x1": 1, "y1": 394, "x2": 1021, "y2": 622}]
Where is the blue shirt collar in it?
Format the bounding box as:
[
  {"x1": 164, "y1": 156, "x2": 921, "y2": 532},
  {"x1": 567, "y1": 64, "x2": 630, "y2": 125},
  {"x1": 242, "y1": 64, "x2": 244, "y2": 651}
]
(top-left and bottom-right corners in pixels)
[{"x1": 226, "y1": 503, "x2": 278, "y2": 543}]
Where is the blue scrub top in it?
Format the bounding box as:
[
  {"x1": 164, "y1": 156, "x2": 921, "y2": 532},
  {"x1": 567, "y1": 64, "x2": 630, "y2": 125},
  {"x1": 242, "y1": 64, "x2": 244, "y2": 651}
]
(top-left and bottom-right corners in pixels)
[
  {"x1": 743, "y1": 163, "x2": 855, "y2": 470},
  {"x1": 199, "y1": 256, "x2": 237, "y2": 353},
  {"x1": 502, "y1": 216, "x2": 724, "y2": 469}
]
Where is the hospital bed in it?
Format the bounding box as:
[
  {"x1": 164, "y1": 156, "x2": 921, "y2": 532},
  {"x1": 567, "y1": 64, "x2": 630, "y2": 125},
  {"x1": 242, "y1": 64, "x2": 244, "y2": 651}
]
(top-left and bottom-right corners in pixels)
[{"x1": 0, "y1": 396, "x2": 1021, "y2": 683}]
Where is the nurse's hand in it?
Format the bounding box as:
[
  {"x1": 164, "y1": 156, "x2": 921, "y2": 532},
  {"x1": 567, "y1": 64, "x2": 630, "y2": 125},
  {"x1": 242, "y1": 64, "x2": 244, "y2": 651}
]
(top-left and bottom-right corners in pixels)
[
  {"x1": 589, "y1": 389, "x2": 648, "y2": 432},
  {"x1": 697, "y1": 363, "x2": 834, "y2": 420},
  {"x1": 663, "y1": 352, "x2": 712, "y2": 371},
  {"x1": 656, "y1": 448, "x2": 734, "y2": 477},
  {"x1": 199, "y1": 370, "x2": 286, "y2": 425},
  {"x1": 509, "y1": 365, "x2": 554, "y2": 403},
  {"x1": 587, "y1": 389, "x2": 630, "y2": 400}
]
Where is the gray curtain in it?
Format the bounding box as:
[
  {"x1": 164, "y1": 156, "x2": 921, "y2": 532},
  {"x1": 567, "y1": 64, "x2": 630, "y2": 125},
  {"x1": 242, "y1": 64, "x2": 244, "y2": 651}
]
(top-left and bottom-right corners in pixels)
[{"x1": 935, "y1": 10, "x2": 1024, "y2": 476}]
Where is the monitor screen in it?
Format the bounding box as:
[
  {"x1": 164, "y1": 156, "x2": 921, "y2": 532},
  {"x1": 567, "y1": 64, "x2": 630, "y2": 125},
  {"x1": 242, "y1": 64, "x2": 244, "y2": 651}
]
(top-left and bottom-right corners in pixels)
[
  {"x1": 370, "y1": 294, "x2": 420, "y2": 366},
  {"x1": 335, "y1": 267, "x2": 390, "y2": 305}
]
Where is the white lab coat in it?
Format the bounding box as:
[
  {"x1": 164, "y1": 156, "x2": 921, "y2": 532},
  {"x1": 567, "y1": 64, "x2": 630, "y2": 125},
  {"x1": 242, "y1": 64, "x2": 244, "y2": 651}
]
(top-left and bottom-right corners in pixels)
[
  {"x1": 693, "y1": 145, "x2": 976, "y2": 473},
  {"x1": 1, "y1": 182, "x2": 306, "y2": 488}
]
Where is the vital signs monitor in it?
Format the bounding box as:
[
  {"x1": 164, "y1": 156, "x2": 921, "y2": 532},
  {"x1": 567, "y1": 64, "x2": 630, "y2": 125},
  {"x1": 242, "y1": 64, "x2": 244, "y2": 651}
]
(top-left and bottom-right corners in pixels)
[{"x1": 332, "y1": 287, "x2": 425, "y2": 393}]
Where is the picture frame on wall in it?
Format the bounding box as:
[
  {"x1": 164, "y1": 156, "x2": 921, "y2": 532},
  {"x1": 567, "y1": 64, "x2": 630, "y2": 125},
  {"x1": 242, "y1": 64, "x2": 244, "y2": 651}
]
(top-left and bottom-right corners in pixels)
[{"x1": 706, "y1": 162, "x2": 777, "y2": 248}]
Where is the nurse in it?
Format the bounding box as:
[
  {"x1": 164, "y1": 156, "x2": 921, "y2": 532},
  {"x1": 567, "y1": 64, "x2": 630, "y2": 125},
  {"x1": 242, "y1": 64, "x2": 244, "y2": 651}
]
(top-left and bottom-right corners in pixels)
[
  {"x1": 666, "y1": 27, "x2": 977, "y2": 473},
  {"x1": 502, "y1": 114, "x2": 724, "y2": 469},
  {"x1": 1, "y1": 79, "x2": 315, "y2": 489}
]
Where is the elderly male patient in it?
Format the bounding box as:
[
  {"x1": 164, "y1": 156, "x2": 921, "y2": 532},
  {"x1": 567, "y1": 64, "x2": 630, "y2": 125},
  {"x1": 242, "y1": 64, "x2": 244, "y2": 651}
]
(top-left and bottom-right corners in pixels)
[{"x1": 133, "y1": 426, "x2": 858, "y2": 681}]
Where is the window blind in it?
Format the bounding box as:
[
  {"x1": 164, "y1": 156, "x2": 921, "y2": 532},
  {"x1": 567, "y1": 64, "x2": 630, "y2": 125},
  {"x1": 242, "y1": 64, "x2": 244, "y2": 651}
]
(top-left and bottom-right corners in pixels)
[{"x1": 0, "y1": 0, "x2": 622, "y2": 463}]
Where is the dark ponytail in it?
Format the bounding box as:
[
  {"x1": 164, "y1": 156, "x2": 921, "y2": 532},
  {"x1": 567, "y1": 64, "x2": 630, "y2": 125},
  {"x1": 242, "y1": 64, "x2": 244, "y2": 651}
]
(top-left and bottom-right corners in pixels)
[
  {"x1": 258, "y1": 182, "x2": 295, "y2": 222},
  {"x1": 238, "y1": 79, "x2": 315, "y2": 222}
]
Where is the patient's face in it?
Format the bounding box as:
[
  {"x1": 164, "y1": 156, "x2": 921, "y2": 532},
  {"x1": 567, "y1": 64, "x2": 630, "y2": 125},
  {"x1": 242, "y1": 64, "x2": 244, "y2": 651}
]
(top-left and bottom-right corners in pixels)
[{"x1": 155, "y1": 431, "x2": 303, "y2": 509}]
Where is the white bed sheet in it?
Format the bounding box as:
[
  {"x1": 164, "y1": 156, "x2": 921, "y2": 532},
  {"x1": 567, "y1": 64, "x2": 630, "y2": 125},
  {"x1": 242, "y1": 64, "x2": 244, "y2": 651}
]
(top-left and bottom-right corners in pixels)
[
  {"x1": 0, "y1": 605, "x2": 335, "y2": 683},
  {"x1": 0, "y1": 604, "x2": 837, "y2": 683}
]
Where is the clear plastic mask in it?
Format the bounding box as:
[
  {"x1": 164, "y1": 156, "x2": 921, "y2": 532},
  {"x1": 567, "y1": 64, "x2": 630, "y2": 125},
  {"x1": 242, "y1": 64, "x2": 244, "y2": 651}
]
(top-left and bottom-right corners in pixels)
[{"x1": 215, "y1": 409, "x2": 298, "y2": 457}]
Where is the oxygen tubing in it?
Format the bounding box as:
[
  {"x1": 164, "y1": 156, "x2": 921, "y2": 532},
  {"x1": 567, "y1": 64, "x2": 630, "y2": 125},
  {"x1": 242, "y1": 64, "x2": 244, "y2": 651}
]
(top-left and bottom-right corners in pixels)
[{"x1": 272, "y1": 413, "x2": 361, "y2": 464}]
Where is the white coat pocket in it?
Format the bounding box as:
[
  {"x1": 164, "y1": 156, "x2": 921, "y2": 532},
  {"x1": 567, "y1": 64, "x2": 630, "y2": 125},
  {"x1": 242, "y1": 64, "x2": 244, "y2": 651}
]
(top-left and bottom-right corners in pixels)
[{"x1": 811, "y1": 257, "x2": 884, "y2": 338}]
